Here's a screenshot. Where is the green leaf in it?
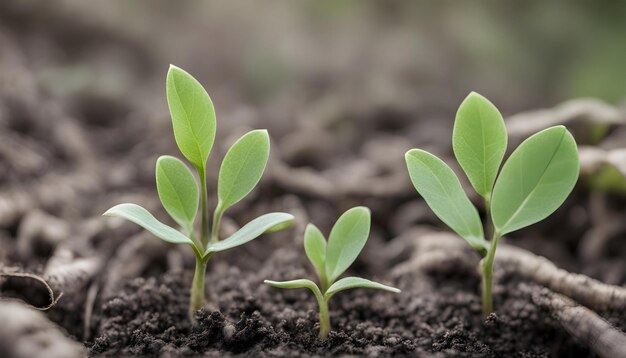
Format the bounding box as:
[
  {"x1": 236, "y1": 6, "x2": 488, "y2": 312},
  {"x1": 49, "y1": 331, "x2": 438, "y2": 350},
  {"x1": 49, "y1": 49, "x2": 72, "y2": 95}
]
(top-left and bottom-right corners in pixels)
[
  {"x1": 204, "y1": 212, "x2": 293, "y2": 255},
  {"x1": 453, "y1": 92, "x2": 508, "y2": 198},
  {"x1": 155, "y1": 155, "x2": 198, "y2": 231},
  {"x1": 217, "y1": 130, "x2": 270, "y2": 211},
  {"x1": 405, "y1": 149, "x2": 487, "y2": 254},
  {"x1": 326, "y1": 277, "x2": 400, "y2": 298},
  {"x1": 324, "y1": 207, "x2": 371, "y2": 283},
  {"x1": 166, "y1": 65, "x2": 216, "y2": 169},
  {"x1": 263, "y1": 279, "x2": 323, "y2": 301},
  {"x1": 491, "y1": 125, "x2": 579, "y2": 235},
  {"x1": 304, "y1": 223, "x2": 326, "y2": 279},
  {"x1": 103, "y1": 203, "x2": 193, "y2": 245}
]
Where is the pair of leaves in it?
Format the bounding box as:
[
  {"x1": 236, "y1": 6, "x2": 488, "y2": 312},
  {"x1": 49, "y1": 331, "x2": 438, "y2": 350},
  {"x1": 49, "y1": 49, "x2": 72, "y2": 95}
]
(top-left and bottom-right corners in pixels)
[
  {"x1": 155, "y1": 130, "x2": 270, "y2": 232},
  {"x1": 166, "y1": 65, "x2": 270, "y2": 216},
  {"x1": 406, "y1": 93, "x2": 580, "y2": 249},
  {"x1": 264, "y1": 276, "x2": 399, "y2": 301},
  {"x1": 104, "y1": 204, "x2": 293, "y2": 258},
  {"x1": 265, "y1": 207, "x2": 400, "y2": 300},
  {"x1": 305, "y1": 207, "x2": 371, "y2": 284}
]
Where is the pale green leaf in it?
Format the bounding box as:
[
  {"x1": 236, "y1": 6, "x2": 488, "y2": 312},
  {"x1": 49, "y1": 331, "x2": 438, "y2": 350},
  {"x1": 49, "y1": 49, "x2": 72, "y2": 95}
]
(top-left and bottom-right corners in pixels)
[
  {"x1": 103, "y1": 203, "x2": 193, "y2": 245},
  {"x1": 453, "y1": 92, "x2": 507, "y2": 198},
  {"x1": 166, "y1": 65, "x2": 216, "y2": 169},
  {"x1": 325, "y1": 277, "x2": 400, "y2": 298},
  {"x1": 405, "y1": 149, "x2": 487, "y2": 254},
  {"x1": 324, "y1": 207, "x2": 371, "y2": 283},
  {"x1": 304, "y1": 223, "x2": 326, "y2": 279},
  {"x1": 217, "y1": 130, "x2": 270, "y2": 210},
  {"x1": 204, "y1": 212, "x2": 293, "y2": 255},
  {"x1": 155, "y1": 155, "x2": 198, "y2": 231},
  {"x1": 263, "y1": 279, "x2": 323, "y2": 301},
  {"x1": 491, "y1": 126, "x2": 579, "y2": 235}
]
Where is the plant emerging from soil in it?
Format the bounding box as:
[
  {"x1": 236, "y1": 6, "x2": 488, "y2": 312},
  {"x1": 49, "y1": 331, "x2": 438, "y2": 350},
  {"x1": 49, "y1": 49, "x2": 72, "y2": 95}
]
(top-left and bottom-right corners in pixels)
[
  {"x1": 405, "y1": 92, "x2": 580, "y2": 317},
  {"x1": 264, "y1": 206, "x2": 400, "y2": 340},
  {"x1": 104, "y1": 65, "x2": 294, "y2": 319}
]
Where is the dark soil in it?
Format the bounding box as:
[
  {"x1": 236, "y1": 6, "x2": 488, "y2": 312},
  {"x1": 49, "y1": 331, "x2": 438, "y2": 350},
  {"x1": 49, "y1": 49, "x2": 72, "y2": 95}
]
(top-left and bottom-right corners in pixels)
[{"x1": 87, "y1": 250, "x2": 594, "y2": 357}]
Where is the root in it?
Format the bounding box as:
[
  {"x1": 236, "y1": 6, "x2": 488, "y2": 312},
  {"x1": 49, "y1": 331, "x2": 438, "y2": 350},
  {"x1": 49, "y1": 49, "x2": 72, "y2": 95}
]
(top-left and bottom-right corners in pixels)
[
  {"x1": 44, "y1": 248, "x2": 102, "y2": 297},
  {"x1": 0, "y1": 269, "x2": 62, "y2": 310},
  {"x1": 530, "y1": 287, "x2": 626, "y2": 358},
  {"x1": 498, "y1": 244, "x2": 626, "y2": 311}
]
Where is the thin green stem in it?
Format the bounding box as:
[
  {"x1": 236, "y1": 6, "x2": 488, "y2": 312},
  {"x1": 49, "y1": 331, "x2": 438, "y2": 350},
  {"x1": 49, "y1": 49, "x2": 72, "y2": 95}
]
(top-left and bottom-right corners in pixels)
[
  {"x1": 484, "y1": 195, "x2": 493, "y2": 239},
  {"x1": 318, "y1": 297, "x2": 330, "y2": 340},
  {"x1": 480, "y1": 231, "x2": 500, "y2": 318},
  {"x1": 198, "y1": 166, "x2": 209, "y2": 249},
  {"x1": 189, "y1": 256, "x2": 208, "y2": 320},
  {"x1": 211, "y1": 203, "x2": 224, "y2": 243},
  {"x1": 319, "y1": 273, "x2": 329, "y2": 294}
]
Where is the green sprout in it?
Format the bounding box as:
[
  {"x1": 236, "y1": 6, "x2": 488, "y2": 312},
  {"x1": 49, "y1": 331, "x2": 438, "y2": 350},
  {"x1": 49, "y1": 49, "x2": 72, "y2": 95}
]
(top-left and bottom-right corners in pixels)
[
  {"x1": 104, "y1": 65, "x2": 294, "y2": 320},
  {"x1": 405, "y1": 92, "x2": 579, "y2": 317},
  {"x1": 264, "y1": 206, "x2": 400, "y2": 340}
]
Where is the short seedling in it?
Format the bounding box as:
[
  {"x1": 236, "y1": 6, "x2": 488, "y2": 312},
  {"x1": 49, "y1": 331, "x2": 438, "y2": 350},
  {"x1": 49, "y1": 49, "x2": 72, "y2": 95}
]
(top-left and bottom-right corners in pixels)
[
  {"x1": 264, "y1": 206, "x2": 400, "y2": 340},
  {"x1": 104, "y1": 65, "x2": 294, "y2": 320},
  {"x1": 405, "y1": 92, "x2": 579, "y2": 317}
]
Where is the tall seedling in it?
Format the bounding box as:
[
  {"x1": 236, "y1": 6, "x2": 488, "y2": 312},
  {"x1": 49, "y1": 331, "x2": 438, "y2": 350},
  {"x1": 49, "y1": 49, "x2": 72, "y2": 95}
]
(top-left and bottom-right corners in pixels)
[
  {"x1": 105, "y1": 65, "x2": 294, "y2": 320},
  {"x1": 405, "y1": 92, "x2": 579, "y2": 316}
]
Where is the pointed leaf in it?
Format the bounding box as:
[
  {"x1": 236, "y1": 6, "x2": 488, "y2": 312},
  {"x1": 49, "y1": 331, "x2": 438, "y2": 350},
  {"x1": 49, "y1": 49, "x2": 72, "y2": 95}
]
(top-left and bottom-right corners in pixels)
[
  {"x1": 264, "y1": 279, "x2": 323, "y2": 301},
  {"x1": 405, "y1": 149, "x2": 487, "y2": 254},
  {"x1": 103, "y1": 203, "x2": 192, "y2": 245},
  {"x1": 324, "y1": 207, "x2": 371, "y2": 283},
  {"x1": 156, "y1": 155, "x2": 198, "y2": 231},
  {"x1": 217, "y1": 130, "x2": 270, "y2": 210},
  {"x1": 204, "y1": 212, "x2": 293, "y2": 255},
  {"x1": 166, "y1": 65, "x2": 216, "y2": 169},
  {"x1": 326, "y1": 277, "x2": 400, "y2": 298},
  {"x1": 453, "y1": 92, "x2": 507, "y2": 198},
  {"x1": 491, "y1": 126, "x2": 579, "y2": 235},
  {"x1": 304, "y1": 223, "x2": 326, "y2": 279}
]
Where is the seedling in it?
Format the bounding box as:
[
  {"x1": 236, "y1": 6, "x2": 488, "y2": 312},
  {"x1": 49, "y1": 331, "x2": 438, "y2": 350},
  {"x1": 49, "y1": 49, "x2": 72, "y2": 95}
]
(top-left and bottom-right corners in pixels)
[
  {"x1": 104, "y1": 65, "x2": 294, "y2": 320},
  {"x1": 405, "y1": 92, "x2": 579, "y2": 317},
  {"x1": 264, "y1": 206, "x2": 400, "y2": 340}
]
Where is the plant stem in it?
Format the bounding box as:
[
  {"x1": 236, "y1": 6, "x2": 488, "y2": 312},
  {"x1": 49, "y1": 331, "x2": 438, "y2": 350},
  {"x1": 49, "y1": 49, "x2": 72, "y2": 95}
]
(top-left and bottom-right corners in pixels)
[
  {"x1": 211, "y1": 203, "x2": 224, "y2": 243},
  {"x1": 318, "y1": 298, "x2": 330, "y2": 340},
  {"x1": 198, "y1": 166, "x2": 209, "y2": 249},
  {"x1": 480, "y1": 231, "x2": 500, "y2": 318},
  {"x1": 189, "y1": 257, "x2": 208, "y2": 321},
  {"x1": 484, "y1": 195, "x2": 493, "y2": 239}
]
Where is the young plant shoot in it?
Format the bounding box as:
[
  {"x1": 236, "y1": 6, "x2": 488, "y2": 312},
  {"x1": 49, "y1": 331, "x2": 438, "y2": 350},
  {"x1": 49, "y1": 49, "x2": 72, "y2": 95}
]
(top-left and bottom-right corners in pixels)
[
  {"x1": 104, "y1": 65, "x2": 294, "y2": 320},
  {"x1": 405, "y1": 92, "x2": 579, "y2": 317},
  {"x1": 264, "y1": 206, "x2": 400, "y2": 340}
]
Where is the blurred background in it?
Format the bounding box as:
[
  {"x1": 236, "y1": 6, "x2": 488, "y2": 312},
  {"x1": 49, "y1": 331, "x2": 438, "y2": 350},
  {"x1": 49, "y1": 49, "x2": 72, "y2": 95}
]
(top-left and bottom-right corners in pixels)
[{"x1": 2, "y1": 0, "x2": 626, "y2": 312}]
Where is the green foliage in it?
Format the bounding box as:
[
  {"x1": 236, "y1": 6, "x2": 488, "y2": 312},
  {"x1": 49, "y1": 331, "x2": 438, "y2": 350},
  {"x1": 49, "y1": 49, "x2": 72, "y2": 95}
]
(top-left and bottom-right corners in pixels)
[
  {"x1": 104, "y1": 203, "x2": 193, "y2": 245},
  {"x1": 405, "y1": 149, "x2": 487, "y2": 254},
  {"x1": 166, "y1": 65, "x2": 216, "y2": 170},
  {"x1": 304, "y1": 224, "x2": 326, "y2": 283},
  {"x1": 264, "y1": 206, "x2": 400, "y2": 340},
  {"x1": 405, "y1": 92, "x2": 579, "y2": 317},
  {"x1": 156, "y1": 155, "x2": 198, "y2": 233},
  {"x1": 324, "y1": 207, "x2": 371, "y2": 282},
  {"x1": 453, "y1": 92, "x2": 507, "y2": 198},
  {"x1": 105, "y1": 65, "x2": 293, "y2": 320},
  {"x1": 491, "y1": 126, "x2": 579, "y2": 235},
  {"x1": 205, "y1": 212, "x2": 294, "y2": 254},
  {"x1": 217, "y1": 129, "x2": 270, "y2": 211}
]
